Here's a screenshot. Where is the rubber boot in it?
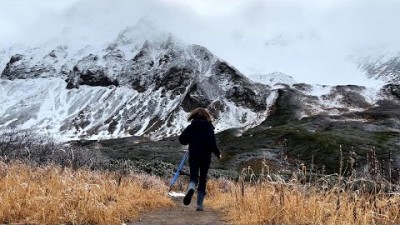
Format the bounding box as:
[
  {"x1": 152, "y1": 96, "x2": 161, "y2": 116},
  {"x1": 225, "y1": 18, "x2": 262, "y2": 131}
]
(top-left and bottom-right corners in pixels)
[
  {"x1": 196, "y1": 192, "x2": 205, "y2": 211},
  {"x1": 183, "y1": 181, "x2": 196, "y2": 205}
]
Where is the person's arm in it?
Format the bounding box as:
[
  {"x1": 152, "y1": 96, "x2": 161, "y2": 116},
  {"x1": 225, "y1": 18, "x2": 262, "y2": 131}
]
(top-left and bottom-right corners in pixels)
[
  {"x1": 179, "y1": 126, "x2": 190, "y2": 145},
  {"x1": 207, "y1": 124, "x2": 221, "y2": 159},
  {"x1": 214, "y1": 146, "x2": 221, "y2": 160}
]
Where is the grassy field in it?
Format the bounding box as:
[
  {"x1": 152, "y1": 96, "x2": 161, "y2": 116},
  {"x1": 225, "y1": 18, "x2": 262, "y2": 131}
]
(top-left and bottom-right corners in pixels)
[
  {"x1": 206, "y1": 178, "x2": 400, "y2": 225},
  {"x1": 0, "y1": 161, "x2": 173, "y2": 224},
  {"x1": 1, "y1": 160, "x2": 400, "y2": 225}
]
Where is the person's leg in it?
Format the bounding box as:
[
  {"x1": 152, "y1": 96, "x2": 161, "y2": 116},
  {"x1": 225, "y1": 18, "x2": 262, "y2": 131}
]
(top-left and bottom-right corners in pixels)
[
  {"x1": 197, "y1": 162, "x2": 209, "y2": 195},
  {"x1": 184, "y1": 159, "x2": 199, "y2": 205},
  {"x1": 189, "y1": 159, "x2": 199, "y2": 186},
  {"x1": 196, "y1": 192, "x2": 205, "y2": 211},
  {"x1": 196, "y1": 161, "x2": 210, "y2": 211}
]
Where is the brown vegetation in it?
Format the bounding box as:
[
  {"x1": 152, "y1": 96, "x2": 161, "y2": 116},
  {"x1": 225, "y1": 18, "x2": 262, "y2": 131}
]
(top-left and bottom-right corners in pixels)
[
  {"x1": 206, "y1": 178, "x2": 400, "y2": 225},
  {"x1": 0, "y1": 161, "x2": 173, "y2": 224}
]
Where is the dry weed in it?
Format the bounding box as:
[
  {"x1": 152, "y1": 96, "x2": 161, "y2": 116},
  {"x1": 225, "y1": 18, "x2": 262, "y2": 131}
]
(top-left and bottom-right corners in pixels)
[
  {"x1": 207, "y1": 179, "x2": 400, "y2": 225},
  {"x1": 0, "y1": 161, "x2": 174, "y2": 224}
]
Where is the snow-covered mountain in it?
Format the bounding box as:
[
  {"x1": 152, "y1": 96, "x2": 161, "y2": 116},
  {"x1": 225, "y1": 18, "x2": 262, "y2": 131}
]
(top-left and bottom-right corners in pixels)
[
  {"x1": 0, "y1": 27, "x2": 276, "y2": 141},
  {"x1": 1, "y1": 26, "x2": 399, "y2": 142},
  {"x1": 357, "y1": 52, "x2": 400, "y2": 84}
]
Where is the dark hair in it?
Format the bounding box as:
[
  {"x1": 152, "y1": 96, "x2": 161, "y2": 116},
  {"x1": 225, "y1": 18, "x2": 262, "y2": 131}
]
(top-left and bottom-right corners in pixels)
[{"x1": 187, "y1": 108, "x2": 212, "y2": 122}]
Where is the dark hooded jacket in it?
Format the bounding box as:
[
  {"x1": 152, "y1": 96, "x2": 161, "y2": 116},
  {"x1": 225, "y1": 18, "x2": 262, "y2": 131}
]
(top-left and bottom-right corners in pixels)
[{"x1": 179, "y1": 118, "x2": 220, "y2": 162}]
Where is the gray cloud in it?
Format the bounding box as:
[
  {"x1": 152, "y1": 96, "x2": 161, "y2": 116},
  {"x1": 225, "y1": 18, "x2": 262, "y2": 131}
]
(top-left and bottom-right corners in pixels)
[{"x1": 1, "y1": 0, "x2": 399, "y2": 86}]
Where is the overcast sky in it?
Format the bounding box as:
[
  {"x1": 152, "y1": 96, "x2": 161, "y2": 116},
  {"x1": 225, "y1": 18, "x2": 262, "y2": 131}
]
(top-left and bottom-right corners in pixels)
[{"x1": 1, "y1": 0, "x2": 399, "y2": 86}]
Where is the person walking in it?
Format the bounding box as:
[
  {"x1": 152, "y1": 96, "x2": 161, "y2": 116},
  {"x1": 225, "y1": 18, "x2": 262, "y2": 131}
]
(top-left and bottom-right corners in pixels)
[{"x1": 179, "y1": 107, "x2": 221, "y2": 211}]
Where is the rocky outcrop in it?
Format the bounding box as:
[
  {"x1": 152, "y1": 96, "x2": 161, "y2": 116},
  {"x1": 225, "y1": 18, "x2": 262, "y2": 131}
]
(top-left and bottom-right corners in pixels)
[
  {"x1": 0, "y1": 45, "x2": 70, "y2": 80},
  {"x1": 65, "y1": 53, "x2": 120, "y2": 89},
  {"x1": 261, "y1": 88, "x2": 303, "y2": 126},
  {"x1": 1, "y1": 53, "x2": 56, "y2": 79},
  {"x1": 324, "y1": 85, "x2": 371, "y2": 108},
  {"x1": 156, "y1": 67, "x2": 193, "y2": 94},
  {"x1": 387, "y1": 84, "x2": 400, "y2": 99},
  {"x1": 66, "y1": 65, "x2": 119, "y2": 89},
  {"x1": 181, "y1": 83, "x2": 213, "y2": 112}
]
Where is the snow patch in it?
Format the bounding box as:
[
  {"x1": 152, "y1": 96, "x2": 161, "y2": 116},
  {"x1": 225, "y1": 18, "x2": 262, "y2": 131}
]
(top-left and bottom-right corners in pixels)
[{"x1": 247, "y1": 72, "x2": 297, "y2": 86}]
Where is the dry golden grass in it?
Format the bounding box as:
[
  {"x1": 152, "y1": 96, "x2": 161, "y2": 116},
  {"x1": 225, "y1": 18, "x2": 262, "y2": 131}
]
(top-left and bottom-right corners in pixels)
[
  {"x1": 206, "y1": 179, "x2": 400, "y2": 225},
  {"x1": 0, "y1": 161, "x2": 174, "y2": 224}
]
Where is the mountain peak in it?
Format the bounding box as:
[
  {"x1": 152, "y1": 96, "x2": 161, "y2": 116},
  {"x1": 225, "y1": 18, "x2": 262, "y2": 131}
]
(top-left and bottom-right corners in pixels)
[{"x1": 247, "y1": 72, "x2": 297, "y2": 86}]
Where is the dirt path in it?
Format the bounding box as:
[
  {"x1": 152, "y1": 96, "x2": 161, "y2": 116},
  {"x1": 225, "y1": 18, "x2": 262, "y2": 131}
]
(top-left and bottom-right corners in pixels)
[{"x1": 130, "y1": 196, "x2": 229, "y2": 225}]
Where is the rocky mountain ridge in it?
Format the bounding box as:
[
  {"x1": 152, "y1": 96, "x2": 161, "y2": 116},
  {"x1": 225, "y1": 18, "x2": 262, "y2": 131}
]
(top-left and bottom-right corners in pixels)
[
  {"x1": 0, "y1": 30, "x2": 273, "y2": 140},
  {"x1": 0, "y1": 27, "x2": 399, "y2": 144},
  {"x1": 1, "y1": 27, "x2": 400, "y2": 178}
]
